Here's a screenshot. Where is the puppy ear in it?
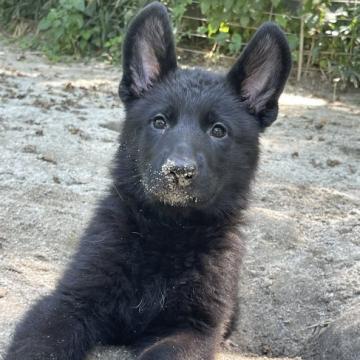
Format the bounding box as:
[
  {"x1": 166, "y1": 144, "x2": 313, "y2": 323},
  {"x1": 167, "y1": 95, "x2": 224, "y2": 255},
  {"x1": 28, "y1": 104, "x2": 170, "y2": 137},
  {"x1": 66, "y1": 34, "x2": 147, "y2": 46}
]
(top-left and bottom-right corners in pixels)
[
  {"x1": 119, "y1": 2, "x2": 177, "y2": 103},
  {"x1": 227, "y1": 22, "x2": 291, "y2": 127}
]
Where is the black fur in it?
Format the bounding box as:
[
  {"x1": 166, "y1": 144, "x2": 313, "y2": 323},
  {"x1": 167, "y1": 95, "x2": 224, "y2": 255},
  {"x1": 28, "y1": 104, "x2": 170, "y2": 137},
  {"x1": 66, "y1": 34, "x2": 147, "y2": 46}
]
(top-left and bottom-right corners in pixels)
[{"x1": 5, "y1": 2, "x2": 291, "y2": 359}]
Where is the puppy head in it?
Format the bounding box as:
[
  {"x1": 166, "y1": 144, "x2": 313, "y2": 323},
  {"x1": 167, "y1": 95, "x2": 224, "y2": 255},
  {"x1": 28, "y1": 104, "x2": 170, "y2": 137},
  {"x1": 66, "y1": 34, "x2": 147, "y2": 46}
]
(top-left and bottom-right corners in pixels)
[{"x1": 118, "y1": 2, "x2": 291, "y2": 214}]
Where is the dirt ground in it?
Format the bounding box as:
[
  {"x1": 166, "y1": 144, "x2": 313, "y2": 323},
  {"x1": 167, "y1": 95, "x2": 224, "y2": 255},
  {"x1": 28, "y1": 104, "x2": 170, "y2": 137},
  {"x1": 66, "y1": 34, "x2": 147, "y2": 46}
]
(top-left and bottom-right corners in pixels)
[{"x1": 0, "y1": 41, "x2": 358, "y2": 360}]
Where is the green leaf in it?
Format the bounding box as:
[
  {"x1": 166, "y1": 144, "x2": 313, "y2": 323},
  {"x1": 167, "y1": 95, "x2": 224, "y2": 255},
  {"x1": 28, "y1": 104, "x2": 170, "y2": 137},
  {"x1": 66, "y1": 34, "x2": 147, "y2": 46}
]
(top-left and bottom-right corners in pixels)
[
  {"x1": 319, "y1": 59, "x2": 328, "y2": 69},
  {"x1": 275, "y1": 14, "x2": 287, "y2": 28},
  {"x1": 215, "y1": 32, "x2": 229, "y2": 45},
  {"x1": 229, "y1": 33, "x2": 242, "y2": 54},
  {"x1": 207, "y1": 23, "x2": 219, "y2": 37},
  {"x1": 291, "y1": 50, "x2": 299, "y2": 62},
  {"x1": 240, "y1": 16, "x2": 249, "y2": 27},
  {"x1": 79, "y1": 38, "x2": 87, "y2": 51},
  {"x1": 287, "y1": 34, "x2": 299, "y2": 50},
  {"x1": 224, "y1": 0, "x2": 234, "y2": 11},
  {"x1": 219, "y1": 22, "x2": 230, "y2": 33},
  {"x1": 200, "y1": 1, "x2": 210, "y2": 14},
  {"x1": 73, "y1": 0, "x2": 85, "y2": 13},
  {"x1": 172, "y1": 4, "x2": 187, "y2": 18},
  {"x1": 271, "y1": 0, "x2": 281, "y2": 7},
  {"x1": 81, "y1": 29, "x2": 92, "y2": 40},
  {"x1": 85, "y1": 1, "x2": 97, "y2": 17},
  {"x1": 197, "y1": 26, "x2": 208, "y2": 35},
  {"x1": 38, "y1": 17, "x2": 52, "y2": 31},
  {"x1": 54, "y1": 19, "x2": 62, "y2": 29}
]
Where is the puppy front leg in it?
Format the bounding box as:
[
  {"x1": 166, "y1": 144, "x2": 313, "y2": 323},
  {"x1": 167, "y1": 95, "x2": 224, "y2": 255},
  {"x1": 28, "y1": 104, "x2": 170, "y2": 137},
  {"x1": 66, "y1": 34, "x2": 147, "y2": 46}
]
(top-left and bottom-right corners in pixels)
[
  {"x1": 139, "y1": 328, "x2": 218, "y2": 360},
  {"x1": 5, "y1": 294, "x2": 100, "y2": 360}
]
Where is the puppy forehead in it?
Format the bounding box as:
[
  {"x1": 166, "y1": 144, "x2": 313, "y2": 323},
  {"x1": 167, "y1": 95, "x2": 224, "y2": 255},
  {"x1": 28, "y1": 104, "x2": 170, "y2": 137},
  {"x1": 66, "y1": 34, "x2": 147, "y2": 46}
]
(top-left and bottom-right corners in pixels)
[
  {"x1": 152, "y1": 68, "x2": 227, "y2": 107},
  {"x1": 128, "y1": 68, "x2": 241, "y2": 124}
]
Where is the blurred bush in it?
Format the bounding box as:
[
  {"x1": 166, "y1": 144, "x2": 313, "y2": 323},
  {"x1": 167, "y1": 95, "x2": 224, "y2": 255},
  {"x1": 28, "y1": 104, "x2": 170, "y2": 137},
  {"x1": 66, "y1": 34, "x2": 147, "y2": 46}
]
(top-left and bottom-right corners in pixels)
[
  {"x1": 0, "y1": 0, "x2": 359, "y2": 88},
  {"x1": 0, "y1": 0, "x2": 147, "y2": 60}
]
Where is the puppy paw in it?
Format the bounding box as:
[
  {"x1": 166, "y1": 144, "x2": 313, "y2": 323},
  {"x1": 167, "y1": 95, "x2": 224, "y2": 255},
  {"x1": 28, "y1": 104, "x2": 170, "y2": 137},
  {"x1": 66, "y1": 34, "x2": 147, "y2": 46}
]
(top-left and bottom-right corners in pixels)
[{"x1": 139, "y1": 342, "x2": 181, "y2": 360}]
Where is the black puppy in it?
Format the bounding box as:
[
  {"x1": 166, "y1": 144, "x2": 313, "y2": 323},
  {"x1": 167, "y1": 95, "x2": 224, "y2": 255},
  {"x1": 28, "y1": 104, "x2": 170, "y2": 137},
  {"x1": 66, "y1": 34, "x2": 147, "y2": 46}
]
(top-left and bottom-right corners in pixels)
[{"x1": 5, "y1": 2, "x2": 291, "y2": 359}]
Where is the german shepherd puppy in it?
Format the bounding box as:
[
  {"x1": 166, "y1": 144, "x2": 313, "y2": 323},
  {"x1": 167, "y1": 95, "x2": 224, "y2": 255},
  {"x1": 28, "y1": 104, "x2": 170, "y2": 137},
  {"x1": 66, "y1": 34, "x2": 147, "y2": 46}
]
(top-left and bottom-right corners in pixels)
[{"x1": 5, "y1": 2, "x2": 291, "y2": 359}]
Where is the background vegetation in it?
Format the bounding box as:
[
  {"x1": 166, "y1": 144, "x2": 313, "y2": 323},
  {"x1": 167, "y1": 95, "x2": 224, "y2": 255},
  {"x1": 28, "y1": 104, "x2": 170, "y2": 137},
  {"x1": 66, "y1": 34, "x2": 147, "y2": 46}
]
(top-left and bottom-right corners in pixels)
[{"x1": 0, "y1": 0, "x2": 359, "y2": 89}]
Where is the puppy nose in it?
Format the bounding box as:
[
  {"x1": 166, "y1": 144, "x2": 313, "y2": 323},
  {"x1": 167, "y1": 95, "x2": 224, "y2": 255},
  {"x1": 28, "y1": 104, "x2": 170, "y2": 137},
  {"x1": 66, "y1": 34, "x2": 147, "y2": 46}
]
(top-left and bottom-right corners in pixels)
[{"x1": 163, "y1": 158, "x2": 197, "y2": 187}]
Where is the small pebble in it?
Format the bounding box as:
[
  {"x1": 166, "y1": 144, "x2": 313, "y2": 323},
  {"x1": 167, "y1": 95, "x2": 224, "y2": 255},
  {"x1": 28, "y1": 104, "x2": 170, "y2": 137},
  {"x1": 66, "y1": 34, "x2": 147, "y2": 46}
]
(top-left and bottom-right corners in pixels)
[
  {"x1": 64, "y1": 82, "x2": 75, "y2": 92},
  {"x1": 326, "y1": 159, "x2": 341, "y2": 167},
  {"x1": 67, "y1": 125, "x2": 80, "y2": 135},
  {"x1": 0, "y1": 288, "x2": 7, "y2": 298},
  {"x1": 23, "y1": 144, "x2": 37, "y2": 154},
  {"x1": 39, "y1": 154, "x2": 57, "y2": 164},
  {"x1": 16, "y1": 93, "x2": 26, "y2": 99},
  {"x1": 310, "y1": 159, "x2": 323, "y2": 168},
  {"x1": 348, "y1": 165, "x2": 356, "y2": 174}
]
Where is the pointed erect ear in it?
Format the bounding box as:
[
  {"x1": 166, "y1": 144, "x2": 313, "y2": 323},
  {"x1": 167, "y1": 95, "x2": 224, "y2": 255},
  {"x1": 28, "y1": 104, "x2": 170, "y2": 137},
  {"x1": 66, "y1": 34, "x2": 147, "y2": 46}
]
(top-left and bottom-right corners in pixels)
[
  {"x1": 119, "y1": 2, "x2": 177, "y2": 103},
  {"x1": 227, "y1": 22, "x2": 291, "y2": 127}
]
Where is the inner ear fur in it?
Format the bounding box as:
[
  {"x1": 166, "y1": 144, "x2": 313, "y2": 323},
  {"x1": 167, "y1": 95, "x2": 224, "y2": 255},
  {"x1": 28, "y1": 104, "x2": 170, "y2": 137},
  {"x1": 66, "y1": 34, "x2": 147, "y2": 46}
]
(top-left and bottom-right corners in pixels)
[
  {"x1": 227, "y1": 22, "x2": 292, "y2": 127},
  {"x1": 119, "y1": 2, "x2": 177, "y2": 103}
]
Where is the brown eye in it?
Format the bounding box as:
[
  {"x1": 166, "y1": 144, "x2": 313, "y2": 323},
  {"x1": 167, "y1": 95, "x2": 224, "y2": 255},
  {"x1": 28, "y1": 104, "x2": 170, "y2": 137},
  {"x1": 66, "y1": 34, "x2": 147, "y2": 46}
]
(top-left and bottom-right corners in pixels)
[
  {"x1": 210, "y1": 123, "x2": 227, "y2": 138},
  {"x1": 152, "y1": 114, "x2": 167, "y2": 130}
]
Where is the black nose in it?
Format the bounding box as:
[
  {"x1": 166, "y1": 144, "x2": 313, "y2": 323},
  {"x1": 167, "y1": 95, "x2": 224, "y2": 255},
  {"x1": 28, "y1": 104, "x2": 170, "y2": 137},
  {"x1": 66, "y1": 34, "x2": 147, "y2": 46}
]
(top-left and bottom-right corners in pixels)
[{"x1": 163, "y1": 158, "x2": 197, "y2": 187}]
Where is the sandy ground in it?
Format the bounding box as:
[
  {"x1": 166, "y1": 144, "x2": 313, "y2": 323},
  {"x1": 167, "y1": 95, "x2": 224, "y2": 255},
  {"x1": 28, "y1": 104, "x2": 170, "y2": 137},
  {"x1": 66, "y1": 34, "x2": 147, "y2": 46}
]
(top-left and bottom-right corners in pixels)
[{"x1": 0, "y1": 41, "x2": 359, "y2": 359}]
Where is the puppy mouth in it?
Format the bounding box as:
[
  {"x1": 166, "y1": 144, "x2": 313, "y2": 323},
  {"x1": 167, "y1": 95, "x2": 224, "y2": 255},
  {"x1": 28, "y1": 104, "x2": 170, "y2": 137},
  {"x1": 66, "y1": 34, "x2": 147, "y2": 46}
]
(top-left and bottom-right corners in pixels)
[
  {"x1": 158, "y1": 190, "x2": 198, "y2": 207},
  {"x1": 141, "y1": 171, "x2": 199, "y2": 207},
  {"x1": 142, "y1": 179, "x2": 199, "y2": 207}
]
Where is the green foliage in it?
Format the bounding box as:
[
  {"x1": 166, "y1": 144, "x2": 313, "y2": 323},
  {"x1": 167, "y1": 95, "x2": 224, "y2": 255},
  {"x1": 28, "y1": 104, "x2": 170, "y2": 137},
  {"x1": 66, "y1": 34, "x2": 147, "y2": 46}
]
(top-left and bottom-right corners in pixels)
[
  {"x1": 0, "y1": 0, "x2": 358, "y2": 88},
  {"x1": 170, "y1": 0, "x2": 359, "y2": 88},
  {"x1": 0, "y1": 0, "x2": 56, "y2": 24},
  {"x1": 0, "y1": 0, "x2": 146, "y2": 60},
  {"x1": 35, "y1": 0, "x2": 148, "y2": 60},
  {"x1": 37, "y1": 0, "x2": 87, "y2": 56}
]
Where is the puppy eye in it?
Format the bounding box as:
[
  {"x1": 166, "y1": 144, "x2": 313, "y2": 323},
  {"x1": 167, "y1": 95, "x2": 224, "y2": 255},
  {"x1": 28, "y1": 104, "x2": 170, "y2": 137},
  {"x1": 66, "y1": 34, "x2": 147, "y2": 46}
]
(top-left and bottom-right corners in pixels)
[
  {"x1": 210, "y1": 123, "x2": 227, "y2": 138},
  {"x1": 152, "y1": 114, "x2": 167, "y2": 130}
]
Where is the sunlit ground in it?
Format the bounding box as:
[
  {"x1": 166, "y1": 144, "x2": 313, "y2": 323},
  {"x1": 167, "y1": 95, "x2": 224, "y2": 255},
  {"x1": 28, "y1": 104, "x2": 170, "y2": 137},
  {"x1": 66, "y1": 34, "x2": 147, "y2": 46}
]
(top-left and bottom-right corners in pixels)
[{"x1": 279, "y1": 93, "x2": 327, "y2": 107}]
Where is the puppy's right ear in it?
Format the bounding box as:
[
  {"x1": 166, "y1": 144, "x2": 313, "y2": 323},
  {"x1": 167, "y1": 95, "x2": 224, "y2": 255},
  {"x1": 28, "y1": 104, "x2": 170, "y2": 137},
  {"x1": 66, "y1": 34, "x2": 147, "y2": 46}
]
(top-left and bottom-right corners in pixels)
[
  {"x1": 119, "y1": 2, "x2": 177, "y2": 104},
  {"x1": 227, "y1": 23, "x2": 291, "y2": 127}
]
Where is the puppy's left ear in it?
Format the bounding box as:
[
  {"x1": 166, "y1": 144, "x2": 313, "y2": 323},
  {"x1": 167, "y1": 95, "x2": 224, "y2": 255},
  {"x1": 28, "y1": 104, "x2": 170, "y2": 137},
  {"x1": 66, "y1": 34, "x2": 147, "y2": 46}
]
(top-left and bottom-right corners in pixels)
[
  {"x1": 227, "y1": 23, "x2": 291, "y2": 127},
  {"x1": 119, "y1": 2, "x2": 177, "y2": 103}
]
